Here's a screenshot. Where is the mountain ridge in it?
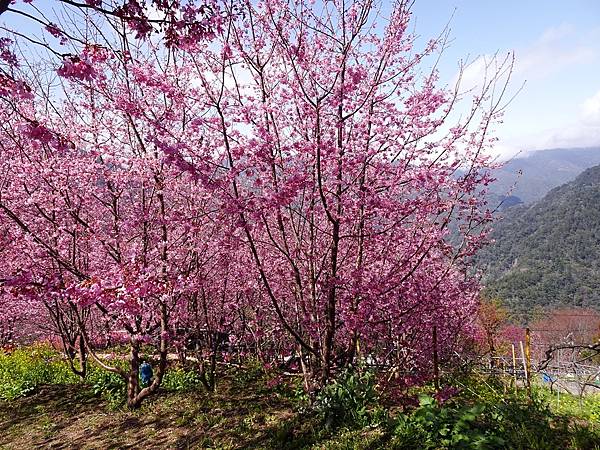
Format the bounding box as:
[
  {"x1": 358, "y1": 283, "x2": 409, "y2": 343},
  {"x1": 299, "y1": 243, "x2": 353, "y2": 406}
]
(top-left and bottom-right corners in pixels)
[
  {"x1": 490, "y1": 146, "x2": 600, "y2": 204},
  {"x1": 478, "y1": 163, "x2": 600, "y2": 314}
]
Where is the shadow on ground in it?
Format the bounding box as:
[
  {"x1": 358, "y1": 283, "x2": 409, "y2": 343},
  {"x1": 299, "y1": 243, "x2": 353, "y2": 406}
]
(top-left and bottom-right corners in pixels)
[{"x1": 0, "y1": 381, "x2": 319, "y2": 449}]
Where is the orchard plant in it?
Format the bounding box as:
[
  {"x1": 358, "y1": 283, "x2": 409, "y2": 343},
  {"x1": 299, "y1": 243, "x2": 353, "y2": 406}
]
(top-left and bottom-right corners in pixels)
[
  {"x1": 163, "y1": 0, "x2": 513, "y2": 385},
  {"x1": 0, "y1": 0, "x2": 513, "y2": 407}
]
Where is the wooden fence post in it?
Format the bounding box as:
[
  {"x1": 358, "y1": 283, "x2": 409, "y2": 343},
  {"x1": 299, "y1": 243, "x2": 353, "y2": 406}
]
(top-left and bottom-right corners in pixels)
[
  {"x1": 511, "y1": 343, "x2": 518, "y2": 394},
  {"x1": 525, "y1": 327, "x2": 532, "y2": 399},
  {"x1": 519, "y1": 341, "x2": 527, "y2": 393}
]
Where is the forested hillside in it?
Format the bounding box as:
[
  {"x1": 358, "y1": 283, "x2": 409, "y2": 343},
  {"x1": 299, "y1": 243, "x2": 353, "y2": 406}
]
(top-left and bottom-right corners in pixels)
[{"x1": 480, "y1": 164, "x2": 600, "y2": 313}]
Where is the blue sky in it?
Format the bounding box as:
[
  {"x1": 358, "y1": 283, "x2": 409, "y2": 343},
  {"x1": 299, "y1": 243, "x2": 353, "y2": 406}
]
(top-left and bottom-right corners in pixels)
[
  {"x1": 3, "y1": 0, "x2": 600, "y2": 159},
  {"x1": 409, "y1": 0, "x2": 600, "y2": 158}
]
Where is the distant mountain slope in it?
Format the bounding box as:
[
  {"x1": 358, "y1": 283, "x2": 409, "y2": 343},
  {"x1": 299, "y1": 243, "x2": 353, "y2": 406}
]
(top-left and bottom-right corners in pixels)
[
  {"x1": 478, "y1": 164, "x2": 600, "y2": 313},
  {"x1": 491, "y1": 147, "x2": 600, "y2": 204}
]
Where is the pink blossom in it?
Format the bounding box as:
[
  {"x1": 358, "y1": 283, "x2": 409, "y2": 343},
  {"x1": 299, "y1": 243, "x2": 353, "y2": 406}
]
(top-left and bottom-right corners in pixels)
[
  {"x1": 57, "y1": 56, "x2": 96, "y2": 81},
  {"x1": 45, "y1": 23, "x2": 63, "y2": 38},
  {"x1": 0, "y1": 38, "x2": 18, "y2": 67}
]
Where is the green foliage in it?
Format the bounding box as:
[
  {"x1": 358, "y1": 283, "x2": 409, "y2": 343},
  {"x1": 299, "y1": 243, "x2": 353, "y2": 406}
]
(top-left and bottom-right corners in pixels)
[
  {"x1": 393, "y1": 395, "x2": 503, "y2": 449},
  {"x1": 314, "y1": 368, "x2": 385, "y2": 428},
  {"x1": 0, "y1": 345, "x2": 78, "y2": 400},
  {"x1": 237, "y1": 357, "x2": 268, "y2": 384},
  {"x1": 391, "y1": 392, "x2": 599, "y2": 450},
  {"x1": 535, "y1": 386, "x2": 600, "y2": 423},
  {"x1": 591, "y1": 402, "x2": 600, "y2": 424},
  {"x1": 85, "y1": 367, "x2": 126, "y2": 407},
  {"x1": 2, "y1": 347, "x2": 600, "y2": 448},
  {"x1": 487, "y1": 395, "x2": 562, "y2": 449},
  {"x1": 162, "y1": 367, "x2": 203, "y2": 392},
  {"x1": 478, "y1": 164, "x2": 600, "y2": 314},
  {"x1": 386, "y1": 373, "x2": 600, "y2": 449}
]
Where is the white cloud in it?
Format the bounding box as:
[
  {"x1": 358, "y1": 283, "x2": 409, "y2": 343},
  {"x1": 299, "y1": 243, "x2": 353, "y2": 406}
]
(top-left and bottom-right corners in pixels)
[
  {"x1": 582, "y1": 89, "x2": 600, "y2": 125},
  {"x1": 499, "y1": 90, "x2": 600, "y2": 152},
  {"x1": 514, "y1": 25, "x2": 596, "y2": 79},
  {"x1": 546, "y1": 89, "x2": 600, "y2": 148},
  {"x1": 487, "y1": 142, "x2": 522, "y2": 162},
  {"x1": 453, "y1": 54, "x2": 493, "y2": 94},
  {"x1": 452, "y1": 24, "x2": 598, "y2": 94},
  {"x1": 543, "y1": 125, "x2": 600, "y2": 149},
  {"x1": 463, "y1": 25, "x2": 600, "y2": 155},
  {"x1": 544, "y1": 89, "x2": 600, "y2": 148},
  {"x1": 537, "y1": 23, "x2": 574, "y2": 43}
]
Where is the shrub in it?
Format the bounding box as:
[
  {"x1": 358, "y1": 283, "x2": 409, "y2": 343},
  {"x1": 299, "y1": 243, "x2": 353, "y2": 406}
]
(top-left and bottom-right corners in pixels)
[
  {"x1": 314, "y1": 368, "x2": 385, "y2": 428},
  {"x1": 162, "y1": 367, "x2": 203, "y2": 392},
  {"x1": 86, "y1": 367, "x2": 126, "y2": 407},
  {"x1": 391, "y1": 382, "x2": 600, "y2": 450},
  {"x1": 392, "y1": 395, "x2": 503, "y2": 449},
  {"x1": 0, "y1": 344, "x2": 78, "y2": 400}
]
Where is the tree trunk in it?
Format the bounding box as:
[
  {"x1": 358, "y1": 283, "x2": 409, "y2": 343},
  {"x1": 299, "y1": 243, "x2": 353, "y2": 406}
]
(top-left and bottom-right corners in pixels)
[
  {"x1": 126, "y1": 339, "x2": 141, "y2": 409},
  {"x1": 125, "y1": 302, "x2": 169, "y2": 409}
]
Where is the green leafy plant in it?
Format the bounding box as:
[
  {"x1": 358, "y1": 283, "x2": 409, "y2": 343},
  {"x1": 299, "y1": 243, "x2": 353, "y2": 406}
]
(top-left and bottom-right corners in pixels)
[
  {"x1": 0, "y1": 345, "x2": 78, "y2": 400},
  {"x1": 162, "y1": 368, "x2": 203, "y2": 392},
  {"x1": 86, "y1": 367, "x2": 126, "y2": 407},
  {"x1": 393, "y1": 395, "x2": 503, "y2": 449},
  {"x1": 314, "y1": 367, "x2": 384, "y2": 428}
]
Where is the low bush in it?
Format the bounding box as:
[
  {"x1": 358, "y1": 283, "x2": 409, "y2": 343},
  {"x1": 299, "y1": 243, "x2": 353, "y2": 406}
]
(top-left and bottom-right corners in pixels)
[
  {"x1": 0, "y1": 344, "x2": 78, "y2": 400},
  {"x1": 314, "y1": 367, "x2": 386, "y2": 428},
  {"x1": 390, "y1": 377, "x2": 600, "y2": 450},
  {"x1": 162, "y1": 367, "x2": 204, "y2": 392},
  {"x1": 86, "y1": 367, "x2": 127, "y2": 407},
  {"x1": 393, "y1": 395, "x2": 503, "y2": 449}
]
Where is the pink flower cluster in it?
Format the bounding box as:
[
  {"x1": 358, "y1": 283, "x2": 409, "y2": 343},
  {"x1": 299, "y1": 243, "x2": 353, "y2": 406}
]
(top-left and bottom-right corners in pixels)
[
  {"x1": 0, "y1": 75, "x2": 33, "y2": 100},
  {"x1": 57, "y1": 56, "x2": 97, "y2": 81}
]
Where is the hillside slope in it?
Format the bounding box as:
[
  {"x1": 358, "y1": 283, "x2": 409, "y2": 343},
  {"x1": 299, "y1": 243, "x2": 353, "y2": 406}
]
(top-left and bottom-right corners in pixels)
[{"x1": 479, "y1": 164, "x2": 600, "y2": 312}]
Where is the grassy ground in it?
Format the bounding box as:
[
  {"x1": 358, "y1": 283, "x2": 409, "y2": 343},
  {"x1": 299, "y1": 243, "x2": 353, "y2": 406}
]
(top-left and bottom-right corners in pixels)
[
  {"x1": 0, "y1": 373, "x2": 387, "y2": 450},
  {"x1": 1, "y1": 380, "x2": 284, "y2": 449},
  {"x1": 1, "y1": 346, "x2": 600, "y2": 449},
  {"x1": 2, "y1": 378, "x2": 600, "y2": 449}
]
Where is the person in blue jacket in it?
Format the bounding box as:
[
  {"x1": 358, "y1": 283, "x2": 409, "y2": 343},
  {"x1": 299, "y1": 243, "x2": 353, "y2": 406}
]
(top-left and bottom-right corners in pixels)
[{"x1": 140, "y1": 360, "x2": 153, "y2": 387}]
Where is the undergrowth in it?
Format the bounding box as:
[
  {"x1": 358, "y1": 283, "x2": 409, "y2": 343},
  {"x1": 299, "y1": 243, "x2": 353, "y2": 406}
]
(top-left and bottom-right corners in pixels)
[{"x1": 1, "y1": 345, "x2": 599, "y2": 449}]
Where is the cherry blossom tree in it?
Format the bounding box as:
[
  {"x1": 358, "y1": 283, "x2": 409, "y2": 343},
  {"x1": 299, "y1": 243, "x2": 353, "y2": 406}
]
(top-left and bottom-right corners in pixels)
[
  {"x1": 154, "y1": 0, "x2": 513, "y2": 384},
  {"x1": 532, "y1": 308, "x2": 600, "y2": 356},
  {"x1": 476, "y1": 297, "x2": 510, "y2": 367},
  {"x1": 0, "y1": 0, "x2": 222, "y2": 50},
  {"x1": 0, "y1": 0, "x2": 515, "y2": 403},
  {"x1": 0, "y1": 49, "x2": 230, "y2": 405}
]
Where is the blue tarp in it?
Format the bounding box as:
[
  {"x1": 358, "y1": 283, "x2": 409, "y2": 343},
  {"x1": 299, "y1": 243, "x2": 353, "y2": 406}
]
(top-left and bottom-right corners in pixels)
[
  {"x1": 140, "y1": 362, "x2": 153, "y2": 386},
  {"x1": 541, "y1": 372, "x2": 554, "y2": 383}
]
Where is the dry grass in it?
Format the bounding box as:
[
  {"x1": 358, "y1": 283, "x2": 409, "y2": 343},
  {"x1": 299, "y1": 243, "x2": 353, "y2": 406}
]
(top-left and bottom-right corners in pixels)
[{"x1": 0, "y1": 376, "x2": 315, "y2": 449}]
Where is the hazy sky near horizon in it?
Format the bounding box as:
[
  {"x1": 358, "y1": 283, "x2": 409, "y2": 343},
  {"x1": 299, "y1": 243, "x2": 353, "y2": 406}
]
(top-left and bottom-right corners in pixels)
[{"x1": 409, "y1": 0, "x2": 600, "y2": 159}]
